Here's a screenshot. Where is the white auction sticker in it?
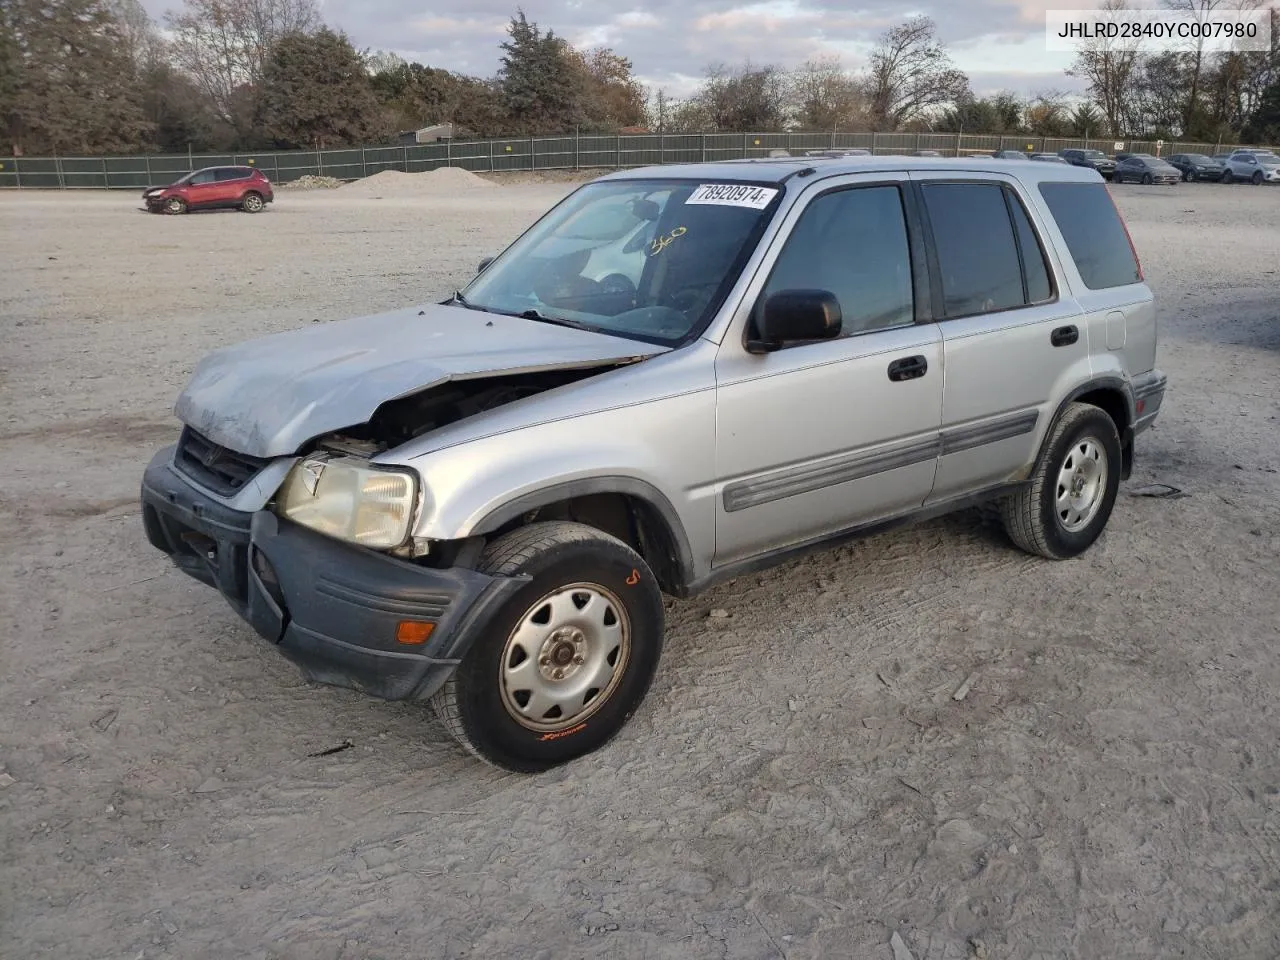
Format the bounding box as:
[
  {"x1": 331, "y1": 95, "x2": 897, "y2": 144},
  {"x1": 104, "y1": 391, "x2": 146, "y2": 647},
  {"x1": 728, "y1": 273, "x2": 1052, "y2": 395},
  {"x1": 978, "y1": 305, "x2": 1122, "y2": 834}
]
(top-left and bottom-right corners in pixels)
[{"x1": 686, "y1": 184, "x2": 778, "y2": 209}]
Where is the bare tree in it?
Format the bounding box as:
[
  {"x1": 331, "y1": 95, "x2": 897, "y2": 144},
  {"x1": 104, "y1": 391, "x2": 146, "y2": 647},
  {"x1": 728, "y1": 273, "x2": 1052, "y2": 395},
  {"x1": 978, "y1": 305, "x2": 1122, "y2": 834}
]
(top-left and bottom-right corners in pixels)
[
  {"x1": 1158, "y1": 0, "x2": 1267, "y2": 133},
  {"x1": 1066, "y1": 0, "x2": 1143, "y2": 135},
  {"x1": 695, "y1": 62, "x2": 788, "y2": 131},
  {"x1": 109, "y1": 0, "x2": 162, "y2": 71},
  {"x1": 164, "y1": 0, "x2": 319, "y2": 124},
  {"x1": 789, "y1": 56, "x2": 867, "y2": 131},
  {"x1": 864, "y1": 16, "x2": 971, "y2": 129}
]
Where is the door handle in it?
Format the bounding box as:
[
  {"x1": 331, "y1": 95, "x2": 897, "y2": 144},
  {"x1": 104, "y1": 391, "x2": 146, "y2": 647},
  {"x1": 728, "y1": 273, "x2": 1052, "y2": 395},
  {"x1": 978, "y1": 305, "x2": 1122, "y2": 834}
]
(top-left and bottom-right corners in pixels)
[
  {"x1": 887, "y1": 355, "x2": 928, "y2": 382},
  {"x1": 1051, "y1": 325, "x2": 1079, "y2": 347}
]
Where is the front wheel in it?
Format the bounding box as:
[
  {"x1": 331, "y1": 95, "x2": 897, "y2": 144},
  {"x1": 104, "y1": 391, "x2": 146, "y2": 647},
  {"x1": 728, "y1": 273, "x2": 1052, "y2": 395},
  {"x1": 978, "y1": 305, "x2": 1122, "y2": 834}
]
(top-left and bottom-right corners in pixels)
[
  {"x1": 1000, "y1": 402, "x2": 1122, "y2": 560},
  {"x1": 241, "y1": 191, "x2": 266, "y2": 212},
  {"x1": 1252, "y1": 171, "x2": 1264, "y2": 185},
  {"x1": 1141, "y1": 173, "x2": 1153, "y2": 185},
  {"x1": 163, "y1": 197, "x2": 187, "y2": 215},
  {"x1": 431, "y1": 521, "x2": 665, "y2": 772}
]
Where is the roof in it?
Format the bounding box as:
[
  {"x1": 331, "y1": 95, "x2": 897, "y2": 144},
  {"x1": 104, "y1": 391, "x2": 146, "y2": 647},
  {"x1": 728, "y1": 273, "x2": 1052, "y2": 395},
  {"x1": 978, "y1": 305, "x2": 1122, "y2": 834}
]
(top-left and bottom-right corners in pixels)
[{"x1": 599, "y1": 155, "x2": 1104, "y2": 186}]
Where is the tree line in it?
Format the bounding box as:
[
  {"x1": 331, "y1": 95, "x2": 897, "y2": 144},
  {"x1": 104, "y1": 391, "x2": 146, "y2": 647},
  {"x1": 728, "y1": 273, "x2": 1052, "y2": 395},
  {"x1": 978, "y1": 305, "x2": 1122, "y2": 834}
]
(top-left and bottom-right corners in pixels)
[{"x1": 1, "y1": 0, "x2": 1277, "y2": 158}]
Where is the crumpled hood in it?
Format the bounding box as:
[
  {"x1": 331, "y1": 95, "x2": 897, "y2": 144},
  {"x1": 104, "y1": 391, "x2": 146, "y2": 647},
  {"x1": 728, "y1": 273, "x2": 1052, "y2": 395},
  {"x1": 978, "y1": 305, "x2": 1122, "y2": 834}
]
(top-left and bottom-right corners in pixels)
[{"x1": 174, "y1": 303, "x2": 668, "y2": 458}]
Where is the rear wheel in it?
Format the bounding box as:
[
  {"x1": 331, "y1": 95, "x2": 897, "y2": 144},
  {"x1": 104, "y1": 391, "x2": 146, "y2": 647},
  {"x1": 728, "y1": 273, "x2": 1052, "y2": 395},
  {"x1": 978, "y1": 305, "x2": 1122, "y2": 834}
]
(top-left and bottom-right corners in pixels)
[
  {"x1": 241, "y1": 191, "x2": 265, "y2": 212},
  {"x1": 431, "y1": 521, "x2": 665, "y2": 772},
  {"x1": 1252, "y1": 171, "x2": 1264, "y2": 185},
  {"x1": 1222, "y1": 169, "x2": 1234, "y2": 183},
  {"x1": 1000, "y1": 402, "x2": 1122, "y2": 560},
  {"x1": 163, "y1": 197, "x2": 186, "y2": 215}
]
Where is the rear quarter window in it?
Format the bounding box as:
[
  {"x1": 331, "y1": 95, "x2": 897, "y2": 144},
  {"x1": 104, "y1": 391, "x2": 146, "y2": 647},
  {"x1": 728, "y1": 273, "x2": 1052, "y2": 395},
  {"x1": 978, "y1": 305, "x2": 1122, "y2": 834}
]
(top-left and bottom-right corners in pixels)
[{"x1": 1038, "y1": 182, "x2": 1141, "y2": 290}]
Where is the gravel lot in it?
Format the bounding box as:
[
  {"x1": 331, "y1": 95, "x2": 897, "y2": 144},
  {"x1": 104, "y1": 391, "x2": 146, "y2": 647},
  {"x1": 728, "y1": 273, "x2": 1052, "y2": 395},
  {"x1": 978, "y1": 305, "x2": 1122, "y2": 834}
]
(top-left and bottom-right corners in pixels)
[{"x1": 2, "y1": 178, "x2": 1279, "y2": 960}]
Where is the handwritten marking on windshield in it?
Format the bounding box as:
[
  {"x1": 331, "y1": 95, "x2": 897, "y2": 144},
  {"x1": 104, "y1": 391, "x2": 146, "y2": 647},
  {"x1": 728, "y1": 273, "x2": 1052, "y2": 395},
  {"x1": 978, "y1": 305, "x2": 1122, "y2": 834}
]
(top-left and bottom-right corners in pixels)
[{"x1": 648, "y1": 226, "x2": 687, "y2": 257}]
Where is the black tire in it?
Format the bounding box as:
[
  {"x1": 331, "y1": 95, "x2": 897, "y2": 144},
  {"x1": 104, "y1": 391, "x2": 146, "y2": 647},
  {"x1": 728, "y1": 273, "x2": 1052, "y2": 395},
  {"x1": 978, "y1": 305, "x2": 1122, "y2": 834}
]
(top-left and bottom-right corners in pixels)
[
  {"x1": 163, "y1": 197, "x2": 186, "y2": 215},
  {"x1": 431, "y1": 521, "x2": 664, "y2": 772},
  {"x1": 1222, "y1": 169, "x2": 1233, "y2": 183},
  {"x1": 241, "y1": 191, "x2": 265, "y2": 212},
  {"x1": 1182, "y1": 169, "x2": 1192, "y2": 181},
  {"x1": 1251, "y1": 171, "x2": 1264, "y2": 185},
  {"x1": 1141, "y1": 172, "x2": 1153, "y2": 185},
  {"x1": 1000, "y1": 402, "x2": 1123, "y2": 560}
]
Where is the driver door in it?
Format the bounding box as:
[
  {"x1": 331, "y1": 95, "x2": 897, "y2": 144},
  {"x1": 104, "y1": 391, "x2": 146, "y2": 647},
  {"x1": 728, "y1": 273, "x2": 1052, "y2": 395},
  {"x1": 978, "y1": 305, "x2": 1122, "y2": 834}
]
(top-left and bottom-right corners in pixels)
[
  {"x1": 713, "y1": 175, "x2": 944, "y2": 567},
  {"x1": 184, "y1": 169, "x2": 218, "y2": 208}
]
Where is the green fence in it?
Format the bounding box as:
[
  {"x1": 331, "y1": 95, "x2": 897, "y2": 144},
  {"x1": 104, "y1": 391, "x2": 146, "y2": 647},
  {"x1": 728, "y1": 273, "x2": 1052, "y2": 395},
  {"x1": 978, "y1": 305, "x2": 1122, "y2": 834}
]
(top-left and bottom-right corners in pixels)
[{"x1": 0, "y1": 131, "x2": 1273, "y2": 189}]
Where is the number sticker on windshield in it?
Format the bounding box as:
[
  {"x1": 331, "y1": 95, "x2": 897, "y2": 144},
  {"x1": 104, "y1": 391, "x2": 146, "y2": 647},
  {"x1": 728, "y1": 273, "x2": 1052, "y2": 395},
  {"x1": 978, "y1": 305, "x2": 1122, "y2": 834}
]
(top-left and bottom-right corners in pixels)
[{"x1": 686, "y1": 184, "x2": 778, "y2": 209}]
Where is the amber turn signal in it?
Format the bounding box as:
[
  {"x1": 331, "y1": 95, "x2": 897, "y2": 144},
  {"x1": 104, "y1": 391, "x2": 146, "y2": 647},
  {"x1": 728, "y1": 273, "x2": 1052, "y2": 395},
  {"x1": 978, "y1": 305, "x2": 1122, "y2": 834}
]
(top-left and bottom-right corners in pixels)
[{"x1": 396, "y1": 621, "x2": 435, "y2": 645}]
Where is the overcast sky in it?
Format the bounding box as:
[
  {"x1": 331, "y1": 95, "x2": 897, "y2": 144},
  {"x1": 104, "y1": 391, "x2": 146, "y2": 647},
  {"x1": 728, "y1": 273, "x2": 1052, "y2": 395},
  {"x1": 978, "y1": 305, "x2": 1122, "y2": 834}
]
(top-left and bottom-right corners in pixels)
[{"x1": 143, "y1": 0, "x2": 1088, "y2": 100}]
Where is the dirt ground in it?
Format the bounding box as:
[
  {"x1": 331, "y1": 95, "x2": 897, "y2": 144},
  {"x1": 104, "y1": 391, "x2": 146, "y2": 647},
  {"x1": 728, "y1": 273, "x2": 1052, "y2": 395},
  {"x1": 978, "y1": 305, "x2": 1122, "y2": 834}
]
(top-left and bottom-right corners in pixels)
[{"x1": 1, "y1": 178, "x2": 1279, "y2": 960}]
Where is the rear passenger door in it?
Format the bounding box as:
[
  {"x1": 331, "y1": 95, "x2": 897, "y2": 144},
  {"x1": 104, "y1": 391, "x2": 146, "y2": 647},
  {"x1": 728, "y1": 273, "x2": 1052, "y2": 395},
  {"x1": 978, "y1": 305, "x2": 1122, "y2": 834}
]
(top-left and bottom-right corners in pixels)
[
  {"x1": 213, "y1": 167, "x2": 248, "y2": 205},
  {"x1": 911, "y1": 173, "x2": 1091, "y2": 502}
]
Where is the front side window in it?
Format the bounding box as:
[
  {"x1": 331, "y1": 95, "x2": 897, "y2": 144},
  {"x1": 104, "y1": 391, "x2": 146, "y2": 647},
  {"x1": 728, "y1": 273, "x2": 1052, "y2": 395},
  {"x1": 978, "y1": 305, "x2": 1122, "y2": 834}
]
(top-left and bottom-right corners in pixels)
[
  {"x1": 757, "y1": 184, "x2": 914, "y2": 337},
  {"x1": 216, "y1": 167, "x2": 250, "y2": 181},
  {"x1": 462, "y1": 179, "x2": 780, "y2": 344}
]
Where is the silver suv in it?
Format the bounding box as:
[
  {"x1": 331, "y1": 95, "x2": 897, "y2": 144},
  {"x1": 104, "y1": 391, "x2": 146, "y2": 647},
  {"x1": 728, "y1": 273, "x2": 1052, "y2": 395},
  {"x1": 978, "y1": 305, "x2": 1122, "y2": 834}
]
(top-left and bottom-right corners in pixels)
[
  {"x1": 141, "y1": 156, "x2": 1167, "y2": 771},
  {"x1": 1221, "y1": 149, "x2": 1280, "y2": 184}
]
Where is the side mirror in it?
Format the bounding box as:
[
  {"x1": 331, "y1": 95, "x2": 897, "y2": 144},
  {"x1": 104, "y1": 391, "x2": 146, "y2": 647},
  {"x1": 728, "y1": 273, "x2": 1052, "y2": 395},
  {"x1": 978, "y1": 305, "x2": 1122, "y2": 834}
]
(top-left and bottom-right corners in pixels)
[
  {"x1": 477, "y1": 256, "x2": 494, "y2": 273},
  {"x1": 747, "y1": 290, "x2": 842, "y2": 353}
]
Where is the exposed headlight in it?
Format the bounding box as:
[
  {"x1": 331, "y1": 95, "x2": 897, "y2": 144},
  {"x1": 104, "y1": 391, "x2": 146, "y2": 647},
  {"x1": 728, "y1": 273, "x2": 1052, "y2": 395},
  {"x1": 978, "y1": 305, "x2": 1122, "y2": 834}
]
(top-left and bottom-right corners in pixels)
[{"x1": 276, "y1": 455, "x2": 418, "y2": 549}]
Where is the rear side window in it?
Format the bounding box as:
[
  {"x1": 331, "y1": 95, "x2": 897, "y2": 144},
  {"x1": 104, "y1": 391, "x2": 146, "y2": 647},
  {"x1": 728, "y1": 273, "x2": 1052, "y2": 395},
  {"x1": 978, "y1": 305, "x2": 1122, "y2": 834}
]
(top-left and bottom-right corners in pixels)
[
  {"x1": 1008, "y1": 193, "x2": 1053, "y2": 303},
  {"x1": 1038, "y1": 182, "x2": 1141, "y2": 289},
  {"x1": 921, "y1": 182, "x2": 1052, "y2": 318}
]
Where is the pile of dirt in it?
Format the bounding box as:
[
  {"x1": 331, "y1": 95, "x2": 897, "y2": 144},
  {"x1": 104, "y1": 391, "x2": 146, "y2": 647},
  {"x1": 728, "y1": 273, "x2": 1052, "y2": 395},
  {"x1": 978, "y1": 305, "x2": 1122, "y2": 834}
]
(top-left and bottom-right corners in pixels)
[
  {"x1": 480, "y1": 168, "x2": 611, "y2": 185},
  {"x1": 279, "y1": 174, "x2": 342, "y2": 190},
  {"x1": 340, "y1": 166, "x2": 496, "y2": 197}
]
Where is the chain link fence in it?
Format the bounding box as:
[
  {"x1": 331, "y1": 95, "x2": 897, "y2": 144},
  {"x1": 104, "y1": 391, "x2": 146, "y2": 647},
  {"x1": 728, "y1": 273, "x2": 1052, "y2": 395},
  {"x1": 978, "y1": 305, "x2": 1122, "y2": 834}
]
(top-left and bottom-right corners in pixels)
[{"x1": 0, "y1": 131, "x2": 1272, "y2": 189}]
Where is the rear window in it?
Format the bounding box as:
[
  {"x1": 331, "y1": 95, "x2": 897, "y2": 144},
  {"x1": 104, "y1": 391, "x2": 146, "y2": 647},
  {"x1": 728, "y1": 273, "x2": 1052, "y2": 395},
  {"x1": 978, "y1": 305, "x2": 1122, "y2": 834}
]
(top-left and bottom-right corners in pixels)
[{"x1": 1038, "y1": 182, "x2": 1141, "y2": 290}]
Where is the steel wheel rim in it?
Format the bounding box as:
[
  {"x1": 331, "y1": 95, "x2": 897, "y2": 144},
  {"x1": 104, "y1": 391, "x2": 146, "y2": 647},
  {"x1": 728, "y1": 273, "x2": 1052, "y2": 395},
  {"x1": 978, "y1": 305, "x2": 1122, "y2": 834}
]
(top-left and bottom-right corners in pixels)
[
  {"x1": 1056, "y1": 437, "x2": 1108, "y2": 533},
  {"x1": 498, "y1": 582, "x2": 631, "y2": 732}
]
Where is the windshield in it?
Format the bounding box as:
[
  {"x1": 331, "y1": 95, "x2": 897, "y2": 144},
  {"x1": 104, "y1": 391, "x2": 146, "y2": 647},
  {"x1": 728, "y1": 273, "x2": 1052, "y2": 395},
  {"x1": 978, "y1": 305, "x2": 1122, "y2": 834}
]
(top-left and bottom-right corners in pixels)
[{"x1": 460, "y1": 178, "x2": 780, "y2": 344}]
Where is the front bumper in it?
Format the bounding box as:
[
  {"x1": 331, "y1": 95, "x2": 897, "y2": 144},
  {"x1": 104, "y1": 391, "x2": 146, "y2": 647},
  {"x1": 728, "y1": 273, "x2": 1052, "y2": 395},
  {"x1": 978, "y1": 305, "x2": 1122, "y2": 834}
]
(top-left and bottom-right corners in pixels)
[{"x1": 140, "y1": 445, "x2": 524, "y2": 700}]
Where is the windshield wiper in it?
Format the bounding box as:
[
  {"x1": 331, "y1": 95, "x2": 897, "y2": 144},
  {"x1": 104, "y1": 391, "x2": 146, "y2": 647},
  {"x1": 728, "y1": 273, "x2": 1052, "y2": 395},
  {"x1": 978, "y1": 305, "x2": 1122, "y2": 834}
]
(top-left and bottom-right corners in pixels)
[{"x1": 516, "y1": 308, "x2": 596, "y2": 331}]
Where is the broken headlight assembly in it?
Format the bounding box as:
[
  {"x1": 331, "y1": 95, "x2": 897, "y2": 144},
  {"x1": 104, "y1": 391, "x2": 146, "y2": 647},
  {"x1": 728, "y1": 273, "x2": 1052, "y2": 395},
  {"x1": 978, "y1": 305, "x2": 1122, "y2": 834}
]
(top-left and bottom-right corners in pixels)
[{"x1": 275, "y1": 455, "x2": 420, "y2": 550}]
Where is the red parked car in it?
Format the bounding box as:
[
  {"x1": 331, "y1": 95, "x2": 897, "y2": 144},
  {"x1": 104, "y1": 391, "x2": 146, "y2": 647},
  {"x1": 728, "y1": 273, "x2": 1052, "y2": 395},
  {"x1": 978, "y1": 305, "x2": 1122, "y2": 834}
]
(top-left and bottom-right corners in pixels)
[{"x1": 142, "y1": 165, "x2": 274, "y2": 215}]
